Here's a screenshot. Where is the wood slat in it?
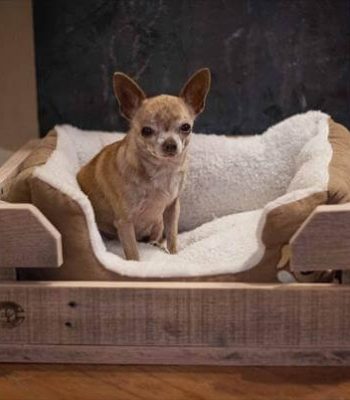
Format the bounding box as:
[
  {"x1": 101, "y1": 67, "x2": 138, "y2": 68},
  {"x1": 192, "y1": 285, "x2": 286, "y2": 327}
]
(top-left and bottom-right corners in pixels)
[
  {"x1": 0, "y1": 139, "x2": 40, "y2": 200},
  {"x1": 0, "y1": 140, "x2": 41, "y2": 279},
  {"x1": 0, "y1": 344, "x2": 350, "y2": 366},
  {"x1": 290, "y1": 203, "x2": 350, "y2": 272},
  {"x1": 0, "y1": 202, "x2": 63, "y2": 268},
  {"x1": 0, "y1": 281, "x2": 348, "y2": 350}
]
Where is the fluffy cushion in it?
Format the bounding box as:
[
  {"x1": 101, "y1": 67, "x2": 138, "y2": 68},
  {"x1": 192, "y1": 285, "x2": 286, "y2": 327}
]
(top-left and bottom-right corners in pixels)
[{"x1": 7, "y1": 111, "x2": 350, "y2": 282}]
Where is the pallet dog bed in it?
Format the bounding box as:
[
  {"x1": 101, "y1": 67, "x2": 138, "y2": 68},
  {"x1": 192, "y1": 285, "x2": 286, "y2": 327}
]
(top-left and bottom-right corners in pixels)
[{"x1": 1, "y1": 111, "x2": 350, "y2": 365}]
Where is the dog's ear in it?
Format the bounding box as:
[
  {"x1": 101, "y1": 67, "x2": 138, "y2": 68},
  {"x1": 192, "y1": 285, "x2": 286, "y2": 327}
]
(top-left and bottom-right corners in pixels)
[
  {"x1": 113, "y1": 72, "x2": 146, "y2": 120},
  {"x1": 179, "y1": 68, "x2": 211, "y2": 115}
]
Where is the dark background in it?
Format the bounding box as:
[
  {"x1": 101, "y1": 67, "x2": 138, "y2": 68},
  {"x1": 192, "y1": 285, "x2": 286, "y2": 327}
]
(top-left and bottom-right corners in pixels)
[{"x1": 33, "y1": 0, "x2": 350, "y2": 136}]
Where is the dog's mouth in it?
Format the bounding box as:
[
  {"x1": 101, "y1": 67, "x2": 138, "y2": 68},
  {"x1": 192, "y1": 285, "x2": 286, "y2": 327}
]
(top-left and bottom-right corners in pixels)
[
  {"x1": 147, "y1": 148, "x2": 180, "y2": 160},
  {"x1": 159, "y1": 150, "x2": 181, "y2": 160},
  {"x1": 162, "y1": 150, "x2": 178, "y2": 158}
]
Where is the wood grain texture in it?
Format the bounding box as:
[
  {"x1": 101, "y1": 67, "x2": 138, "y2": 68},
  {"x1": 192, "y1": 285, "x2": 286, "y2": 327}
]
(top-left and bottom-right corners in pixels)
[
  {"x1": 1, "y1": 344, "x2": 350, "y2": 366},
  {"x1": 0, "y1": 202, "x2": 63, "y2": 268},
  {"x1": 0, "y1": 139, "x2": 40, "y2": 200},
  {"x1": 0, "y1": 140, "x2": 41, "y2": 280},
  {"x1": 290, "y1": 203, "x2": 350, "y2": 271},
  {"x1": 0, "y1": 281, "x2": 348, "y2": 366},
  {"x1": 0, "y1": 364, "x2": 350, "y2": 400}
]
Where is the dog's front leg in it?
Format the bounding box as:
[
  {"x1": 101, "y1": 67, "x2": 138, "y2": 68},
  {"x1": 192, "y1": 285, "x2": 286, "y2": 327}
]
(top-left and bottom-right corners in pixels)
[
  {"x1": 163, "y1": 198, "x2": 180, "y2": 254},
  {"x1": 114, "y1": 219, "x2": 140, "y2": 261}
]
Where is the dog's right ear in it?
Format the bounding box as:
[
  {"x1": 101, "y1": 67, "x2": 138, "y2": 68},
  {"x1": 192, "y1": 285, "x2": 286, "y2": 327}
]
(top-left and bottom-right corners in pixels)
[
  {"x1": 180, "y1": 68, "x2": 211, "y2": 116},
  {"x1": 113, "y1": 72, "x2": 146, "y2": 120}
]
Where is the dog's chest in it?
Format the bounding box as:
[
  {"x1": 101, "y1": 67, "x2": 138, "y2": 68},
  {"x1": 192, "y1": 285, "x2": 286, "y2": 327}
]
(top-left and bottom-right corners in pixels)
[{"x1": 132, "y1": 169, "x2": 183, "y2": 217}]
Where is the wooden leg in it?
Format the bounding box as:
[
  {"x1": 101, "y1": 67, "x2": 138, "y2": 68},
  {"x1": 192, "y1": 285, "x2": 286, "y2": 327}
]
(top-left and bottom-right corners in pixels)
[
  {"x1": 114, "y1": 220, "x2": 139, "y2": 261},
  {"x1": 163, "y1": 198, "x2": 180, "y2": 254}
]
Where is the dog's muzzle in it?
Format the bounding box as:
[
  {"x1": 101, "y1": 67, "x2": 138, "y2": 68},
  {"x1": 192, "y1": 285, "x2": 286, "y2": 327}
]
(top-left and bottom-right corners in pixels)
[{"x1": 162, "y1": 138, "x2": 178, "y2": 156}]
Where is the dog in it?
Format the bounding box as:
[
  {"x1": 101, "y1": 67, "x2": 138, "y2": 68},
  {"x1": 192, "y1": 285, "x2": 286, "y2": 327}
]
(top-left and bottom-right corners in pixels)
[{"x1": 77, "y1": 68, "x2": 211, "y2": 260}]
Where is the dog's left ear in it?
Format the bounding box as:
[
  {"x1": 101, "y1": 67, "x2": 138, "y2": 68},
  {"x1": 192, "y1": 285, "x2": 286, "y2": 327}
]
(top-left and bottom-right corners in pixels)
[
  {"x1": 113, "y1": 72, "x2": 146, "y2": 120},
  {"x1": 180, "y1": 68, "x2": 211, "y2": 115}
]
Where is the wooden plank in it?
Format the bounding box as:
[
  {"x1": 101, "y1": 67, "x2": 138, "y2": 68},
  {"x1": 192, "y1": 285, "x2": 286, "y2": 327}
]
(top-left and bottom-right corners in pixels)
[
  {"x1": 0, "y1": 281, "x2": 349, "y2": 349},
  {"x1": 0, "y1": 140, "x2": 41, "y2": 280},
  {"x1": 0, "y1": 139, "x2": 40, "y2": 200},
  {"x1": 290, "y1": 203, "x2": 350, "y2": 272},
  {"x1": 0, "y1": 269, "x2": 16, "y2": 281},
  {"x1": 1, "y1": 344, "x2": 350, "y2": 366},
  {"x1": 0, "y1": 202, "x2": 63, "y2": 268}
]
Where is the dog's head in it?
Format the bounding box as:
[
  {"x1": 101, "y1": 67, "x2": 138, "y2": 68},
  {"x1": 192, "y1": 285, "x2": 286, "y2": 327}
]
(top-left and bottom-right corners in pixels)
[{"x1": 113, "y1": 69, "x2": 211, "y2": 160}]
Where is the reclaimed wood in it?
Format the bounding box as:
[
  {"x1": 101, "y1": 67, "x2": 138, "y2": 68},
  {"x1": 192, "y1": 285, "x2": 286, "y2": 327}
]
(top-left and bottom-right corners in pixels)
[
  {"x1": 0, "y1": 344, "x2": 350, "y2": 366},
  {"x1": 0, "y1": 269, "x2": 16, "y2": 281},
  {"x1": 0, "y1": 281, "x2": 348, "y2": 365},
  {"x1": 290, "y1": 203, "x2": 350, "y2": 272},
  {"x1": 2, "y1": 140, "x2": 350, "y2": 368},
  {"x1": 0, "y1": 201, "x2": 62, "y2": 268},
  {"x1": 0, "y1": 139, "x2": 40, "y2": 200},
  {"x1": 0, "y1": 140, "x2": 41, "y2": 280}
]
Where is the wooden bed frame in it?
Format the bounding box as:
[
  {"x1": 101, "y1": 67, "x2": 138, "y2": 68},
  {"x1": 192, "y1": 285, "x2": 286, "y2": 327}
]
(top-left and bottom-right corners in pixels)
[{"x1": 1, "y1": 140, "x2": 350, "y2": 366}]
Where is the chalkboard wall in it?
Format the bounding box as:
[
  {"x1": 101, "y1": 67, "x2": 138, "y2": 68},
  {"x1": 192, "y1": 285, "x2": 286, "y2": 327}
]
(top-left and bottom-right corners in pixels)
[{"x1": 33, "y1": 0, "x2": 350, "y2": 136}]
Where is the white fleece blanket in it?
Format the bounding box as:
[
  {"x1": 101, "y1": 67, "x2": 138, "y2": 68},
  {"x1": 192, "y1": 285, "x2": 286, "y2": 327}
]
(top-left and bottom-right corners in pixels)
[{"x1": 34, "y1": 111, "x2": 332, "y2": 278}]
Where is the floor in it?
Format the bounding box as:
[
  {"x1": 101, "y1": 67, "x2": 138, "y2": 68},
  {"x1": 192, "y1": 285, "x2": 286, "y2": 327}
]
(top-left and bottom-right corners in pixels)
[{"x1": 0, "y1": 365, "x2": 349, "y2": 400}]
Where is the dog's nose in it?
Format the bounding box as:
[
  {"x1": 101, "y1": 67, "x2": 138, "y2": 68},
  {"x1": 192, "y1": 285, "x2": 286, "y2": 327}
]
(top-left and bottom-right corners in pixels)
[{"x1": 162, "y1": 139, "x2": 178, "y2": 155}]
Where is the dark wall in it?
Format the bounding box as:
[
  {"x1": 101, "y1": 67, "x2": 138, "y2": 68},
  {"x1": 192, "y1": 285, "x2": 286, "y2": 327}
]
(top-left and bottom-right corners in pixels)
[{"x1": 34, "y1": 0, "x2": 350, "y2": 136}]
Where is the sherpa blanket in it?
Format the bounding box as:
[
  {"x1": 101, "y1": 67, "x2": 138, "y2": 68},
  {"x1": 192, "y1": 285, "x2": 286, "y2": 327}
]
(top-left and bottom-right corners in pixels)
[{"x1": 8, "y1": 111, "x2": 350, "y2": 282}]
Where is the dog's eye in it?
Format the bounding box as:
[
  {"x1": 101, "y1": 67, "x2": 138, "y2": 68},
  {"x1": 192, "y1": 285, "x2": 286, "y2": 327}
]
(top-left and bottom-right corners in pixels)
[
  {"x1": 180, "y1": 123, "x2": 191, "y2": 133},
  {"x1": 141, "y1": 126, "x2": 154, "y2": 137}
]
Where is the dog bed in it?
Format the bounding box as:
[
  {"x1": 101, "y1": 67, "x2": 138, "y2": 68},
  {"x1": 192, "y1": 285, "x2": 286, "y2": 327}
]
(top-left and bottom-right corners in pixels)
[{"x1": 7, "y1": 111, "x2": 350, "y2": 282}]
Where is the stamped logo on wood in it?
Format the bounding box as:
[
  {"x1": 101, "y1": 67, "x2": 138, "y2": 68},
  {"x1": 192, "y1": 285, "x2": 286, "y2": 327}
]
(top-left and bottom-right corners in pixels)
[{"x1": 0, "y1": 302, "x2": 25, "y2": 328}]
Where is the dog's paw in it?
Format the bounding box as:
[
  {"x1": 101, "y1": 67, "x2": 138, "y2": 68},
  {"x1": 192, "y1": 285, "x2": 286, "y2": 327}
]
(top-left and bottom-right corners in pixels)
[
  {"x1": 167, "y1": 246, "x2": 177, "y2": 255},
  {"x1": 166, "y1": 241, "x2": 177, "y2": 255},
  {"x1": 150, "y1": 241, "x2": 170, "y2": 254}
]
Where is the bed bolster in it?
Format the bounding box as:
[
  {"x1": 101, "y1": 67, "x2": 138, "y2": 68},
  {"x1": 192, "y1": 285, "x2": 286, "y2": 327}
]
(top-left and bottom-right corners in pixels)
[
  {"x1": 0, "y1": 201, "x2": 63, "y2": 268},
  {"x1": 290, "y1": 203, "x2": 350, "y2": 272}
]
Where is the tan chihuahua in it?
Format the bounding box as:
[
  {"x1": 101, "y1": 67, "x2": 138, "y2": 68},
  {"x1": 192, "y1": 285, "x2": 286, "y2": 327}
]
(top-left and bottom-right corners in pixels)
[{"x1": 77, "y1": 68, "x2": 211, "y2": 260}]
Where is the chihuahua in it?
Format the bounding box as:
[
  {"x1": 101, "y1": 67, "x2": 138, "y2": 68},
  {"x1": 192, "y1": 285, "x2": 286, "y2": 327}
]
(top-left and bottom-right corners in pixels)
[{"x1": 77, "y1": 68, "x2": 211, "y2": 260}]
